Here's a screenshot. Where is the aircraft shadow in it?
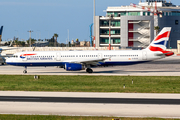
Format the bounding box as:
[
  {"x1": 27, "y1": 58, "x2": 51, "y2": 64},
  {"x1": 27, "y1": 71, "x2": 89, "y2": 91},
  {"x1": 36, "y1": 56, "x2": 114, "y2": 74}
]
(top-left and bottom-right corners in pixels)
[{"x1": 146, "y1": 60, "x2": 180, "y2": 64}]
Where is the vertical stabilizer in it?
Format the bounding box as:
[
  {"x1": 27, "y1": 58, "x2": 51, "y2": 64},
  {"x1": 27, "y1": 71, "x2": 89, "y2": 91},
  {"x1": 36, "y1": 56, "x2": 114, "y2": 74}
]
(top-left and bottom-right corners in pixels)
[
  {"x1": 0, "y1": 26, "x2": 3, "y2": 42},
  {"x1": 146, "y1": 27, "x2": 171, "y2": 52}
]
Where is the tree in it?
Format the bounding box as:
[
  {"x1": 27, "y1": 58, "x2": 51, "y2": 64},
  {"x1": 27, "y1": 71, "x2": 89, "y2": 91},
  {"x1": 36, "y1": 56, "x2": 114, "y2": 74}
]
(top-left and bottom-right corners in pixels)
[
  {"x1": 76, "y1": 38, "x2": 79, "y2": 43},
  {"x1": 75, "y1": 38, "x2": 80, "y2": 47},
  {"x1": 27, "y1": 38, "x2": 36, "y2": 46},
  {"x1": 154, "y1": 26, "x2": 160, "y2": 36},
  {"x1": 12, "y1": 37, "x2": 26, "y2": 47},
  {"x1": 54, "y1": 33, "x2": 58, "y2": 47}
]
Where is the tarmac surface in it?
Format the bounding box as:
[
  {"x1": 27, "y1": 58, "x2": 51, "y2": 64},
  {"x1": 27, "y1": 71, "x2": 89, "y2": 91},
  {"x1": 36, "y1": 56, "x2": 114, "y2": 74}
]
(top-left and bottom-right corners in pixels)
[
  {"x1": 0, "y1": 56, "x2": 180, "y2": 118},
  {"x1": 0, "y1": 55, "x2": 180, "y2": 76},
  {"x1": 0, "y1": 91, "x2": 180, "y2": 118}
]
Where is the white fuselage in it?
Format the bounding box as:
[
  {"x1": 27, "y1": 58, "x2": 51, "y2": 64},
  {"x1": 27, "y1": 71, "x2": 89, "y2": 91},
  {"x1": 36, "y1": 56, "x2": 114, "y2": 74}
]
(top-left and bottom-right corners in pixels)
[{"x1": 6, "y1": 49, "x2": 164, "y2": 67}]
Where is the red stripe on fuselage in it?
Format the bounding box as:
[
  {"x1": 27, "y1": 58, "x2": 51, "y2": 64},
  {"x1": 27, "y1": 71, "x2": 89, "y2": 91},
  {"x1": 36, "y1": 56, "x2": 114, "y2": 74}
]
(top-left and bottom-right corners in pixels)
[
  {"x1": 20, "y1": 54, "x2": 36, "y2": 56},
  {"x1": 154, "y1": 31, "x2": 170, "y2": 41}
]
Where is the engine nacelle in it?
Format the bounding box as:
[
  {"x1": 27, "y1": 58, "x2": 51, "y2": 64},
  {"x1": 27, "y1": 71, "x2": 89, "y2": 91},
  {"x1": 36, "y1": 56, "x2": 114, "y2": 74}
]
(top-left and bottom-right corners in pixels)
[{"x1": 65, "y1": 63, "x2": 85, "y2": 71}]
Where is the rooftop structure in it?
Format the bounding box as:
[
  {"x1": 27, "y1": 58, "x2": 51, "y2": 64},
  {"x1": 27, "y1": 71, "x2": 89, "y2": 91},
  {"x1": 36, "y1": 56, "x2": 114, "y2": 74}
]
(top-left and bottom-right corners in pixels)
[{"x1": 94, "y1": 0, "x2": 180, "y2": 48}]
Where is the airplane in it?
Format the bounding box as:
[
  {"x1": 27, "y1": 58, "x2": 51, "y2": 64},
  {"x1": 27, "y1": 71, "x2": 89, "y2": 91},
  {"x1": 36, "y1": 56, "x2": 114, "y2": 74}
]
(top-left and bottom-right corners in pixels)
[
  {"x1": 0, "y1": 26, "x2": 19, "y2": 65},
  {"x1": 0, "y1": 26, "x2": 6, "y2": 65},
  {"x1": 6, "y1": 27, "x2": 174, "y2": 73},
  {"x1": 0, "y1": 26, "x2": 3, "y2": 43}
]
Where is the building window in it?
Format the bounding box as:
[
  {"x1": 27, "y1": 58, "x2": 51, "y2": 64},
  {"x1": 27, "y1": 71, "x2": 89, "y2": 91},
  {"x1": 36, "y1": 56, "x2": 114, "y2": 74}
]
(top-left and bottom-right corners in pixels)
[
  {"x1": 100, "y1": 38, "x2": 109, "y2": 44},
  {"x1": 175, "y1": 20, "x2": 179, "y2": 25},
  {"x1": 100, "y1": 21, "x2": 109, "y2": 27},
  {"x1": 112, "y1": 39, "x2": 121, "y2": 44},
  {"x1": 100, "y1": 38, "x2": 120, "y2": 44},
  {"x1": 120, "y1": 12, "x2": 126, "y2": 16},
  {"x1": 128, "y1": 12, "x2": 140, "y2": 16},
  {"x1": 143, "y1": 12, "x2": 146, "y2": 16},
  {"x1": 111, "y1": 21, "x2": 120, "y2": 27},
  {"x1": 114, "y1": 12, "x2": 119, "y2": 17},
  {"x1": 107, "y1": 12, "x2": 113, "y2": 17}
]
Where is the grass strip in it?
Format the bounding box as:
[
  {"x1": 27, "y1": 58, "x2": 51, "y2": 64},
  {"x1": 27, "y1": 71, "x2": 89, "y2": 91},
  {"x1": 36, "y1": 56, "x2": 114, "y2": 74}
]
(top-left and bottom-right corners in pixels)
[
  {"x1": 0, "y1": 115, "x2": 179, "y2": 120},
  {"x1": 0, "y1": 75, "x2": 180, "y2": 93}
]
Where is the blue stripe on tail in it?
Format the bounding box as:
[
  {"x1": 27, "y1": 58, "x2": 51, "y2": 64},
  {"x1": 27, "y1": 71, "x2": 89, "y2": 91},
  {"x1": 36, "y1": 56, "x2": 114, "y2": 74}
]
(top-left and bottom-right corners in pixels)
[{"x1": 0, "y1": 26, "x2": 3, "y2": 35}]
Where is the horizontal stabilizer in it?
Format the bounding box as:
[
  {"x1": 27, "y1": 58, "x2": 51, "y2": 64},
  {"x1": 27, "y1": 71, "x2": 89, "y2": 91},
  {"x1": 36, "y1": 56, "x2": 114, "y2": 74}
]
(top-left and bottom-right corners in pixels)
[{"x1": 155, "y1": 51, "x2": 174, "y2": 56}]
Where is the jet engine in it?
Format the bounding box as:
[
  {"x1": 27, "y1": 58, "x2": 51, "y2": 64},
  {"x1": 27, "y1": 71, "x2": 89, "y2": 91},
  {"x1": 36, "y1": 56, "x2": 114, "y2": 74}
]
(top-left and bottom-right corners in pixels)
[{"x1": 65, "y1": 63, "x2": 85, "y2": 71}]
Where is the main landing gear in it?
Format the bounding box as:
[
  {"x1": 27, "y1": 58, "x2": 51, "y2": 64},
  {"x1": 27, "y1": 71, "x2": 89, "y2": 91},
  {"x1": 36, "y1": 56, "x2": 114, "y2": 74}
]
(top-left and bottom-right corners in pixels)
[
  {"x1": 23, "y1": 66, "x2": 27, "y2": 74},
  {"x1": 86, "y1": 68, "x2": 93, "y2": 73}
]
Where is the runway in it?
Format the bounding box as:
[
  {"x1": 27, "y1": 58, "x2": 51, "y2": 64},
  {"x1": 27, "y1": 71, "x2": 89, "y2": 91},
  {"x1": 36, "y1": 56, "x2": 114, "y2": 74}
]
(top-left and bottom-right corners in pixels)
[
  {"x1": 0, "y1": 55, "x2": 180, "y2": 76},
  {"x1": 1, "y1": 56, "x2": 180, "y2": 118},
  {"x1": 1, "y1": 96, "x2": 180, "y2": 105},
  {"x1": 0, "y1": 91, "x2": 180, "y2": 118}
]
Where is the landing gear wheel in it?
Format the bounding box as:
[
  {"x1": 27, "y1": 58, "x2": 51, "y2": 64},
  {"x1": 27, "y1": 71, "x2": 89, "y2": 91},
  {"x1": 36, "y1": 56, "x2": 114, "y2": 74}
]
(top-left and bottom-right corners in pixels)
[
  {"x1": 23, "y1": 70, "x2": 27, "y2": 74},
  {"x1": 86, "y1": 68, "x2": 93, "y2": 73}
]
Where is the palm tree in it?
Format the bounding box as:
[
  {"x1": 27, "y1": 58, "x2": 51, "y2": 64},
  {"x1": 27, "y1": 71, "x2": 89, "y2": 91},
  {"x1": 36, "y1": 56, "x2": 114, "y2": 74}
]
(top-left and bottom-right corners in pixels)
[
  {"x1": 54, "y1": 33, "x2": 58, "y2": 47},
  {"x1": 154, "y1": 26, "x2": 160, "y2": 36}
]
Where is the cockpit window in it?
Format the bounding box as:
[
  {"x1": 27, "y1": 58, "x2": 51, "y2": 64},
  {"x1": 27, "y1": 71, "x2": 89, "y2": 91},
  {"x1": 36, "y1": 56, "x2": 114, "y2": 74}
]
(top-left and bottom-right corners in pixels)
[{"x1": 13, "y1": 55, "x2": 18, "y2": 58}]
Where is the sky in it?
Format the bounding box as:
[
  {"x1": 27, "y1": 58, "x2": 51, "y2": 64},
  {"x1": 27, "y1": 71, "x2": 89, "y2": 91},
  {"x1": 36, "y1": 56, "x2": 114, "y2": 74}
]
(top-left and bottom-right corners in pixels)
[{"x1": 0, "y1": 0, "x2": 180, "y2": 43}]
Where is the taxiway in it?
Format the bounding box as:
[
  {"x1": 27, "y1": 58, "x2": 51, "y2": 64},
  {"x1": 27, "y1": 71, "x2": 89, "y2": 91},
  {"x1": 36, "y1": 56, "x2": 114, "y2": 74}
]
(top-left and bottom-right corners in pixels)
[{"x1": 0, "y1": 56, "x2": 180, "y2": 76}]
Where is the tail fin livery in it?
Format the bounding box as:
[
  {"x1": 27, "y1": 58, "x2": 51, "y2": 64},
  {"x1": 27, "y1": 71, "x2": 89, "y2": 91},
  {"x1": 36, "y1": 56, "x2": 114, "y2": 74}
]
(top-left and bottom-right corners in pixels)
[
  {"x1": 146, "y1": 27, "x2": 171, "y2": 51},
  {"x1": 0, "y1": 26, "x2": 3, "y2": 42},
  {"x1": 146, "y1": 27, "x2": 174, "y2": 56}
]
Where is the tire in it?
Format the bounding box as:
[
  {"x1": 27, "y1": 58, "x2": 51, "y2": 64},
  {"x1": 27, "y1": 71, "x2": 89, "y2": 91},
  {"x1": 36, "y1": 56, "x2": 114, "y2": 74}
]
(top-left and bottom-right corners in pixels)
[{"x1": 86, "y1": 68, "x2": 93, "y2": 73}]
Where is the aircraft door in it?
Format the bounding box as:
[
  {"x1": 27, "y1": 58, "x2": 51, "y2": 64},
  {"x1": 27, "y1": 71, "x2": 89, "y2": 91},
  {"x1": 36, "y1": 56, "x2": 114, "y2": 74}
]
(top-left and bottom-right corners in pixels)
[
  {"x1": 98, "y1": 53, "x2": 102, "y2": 59},
  {"x1": 56, "y1": 52, "x2": 61, "y2": 61},
  {"x1": 142, "y1": 51, "x2": 147, "y2": 60}
]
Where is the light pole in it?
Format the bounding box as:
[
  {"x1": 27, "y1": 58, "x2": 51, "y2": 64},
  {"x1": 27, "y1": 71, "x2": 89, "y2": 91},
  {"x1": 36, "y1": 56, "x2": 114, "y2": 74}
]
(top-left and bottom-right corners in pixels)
[
  {"x1": 93, "y1": 0, "x2": 96, "y2": 48},
  {"x1": 108, "y1": 15, "x2": 113, "y2": 50},
  {"x1": 68, "y1": 29, "x2": 69, "y2": 47},
  {"x1": 94, "y1": 0, "x2": 95, "y2": 22},
  {"x1": 28, "y1": 30, "x2": 33, "y2": 47}
]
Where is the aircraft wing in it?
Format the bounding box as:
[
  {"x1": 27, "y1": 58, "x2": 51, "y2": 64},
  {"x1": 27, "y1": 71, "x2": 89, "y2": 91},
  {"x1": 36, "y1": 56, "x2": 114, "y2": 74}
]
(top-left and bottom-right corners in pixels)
[
  {"x1": 0, "y1": 47, "x2": 19, "y2": 50},
  {"x1": 0, "y1": 55, "x2": 13, "y2": 58},
  {"x1": 65, "y1": 58, "x2": 109, "y2": 66},
  {"x1": 0, "y1": 47, "x2": 19, "y2": 53}
]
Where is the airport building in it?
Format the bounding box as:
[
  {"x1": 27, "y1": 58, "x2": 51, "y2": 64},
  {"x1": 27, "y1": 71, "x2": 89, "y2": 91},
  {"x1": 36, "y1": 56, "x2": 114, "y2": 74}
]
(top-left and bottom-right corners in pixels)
[{"x1": 94, "y1": 0, "x2": 180, "y2": 48}]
